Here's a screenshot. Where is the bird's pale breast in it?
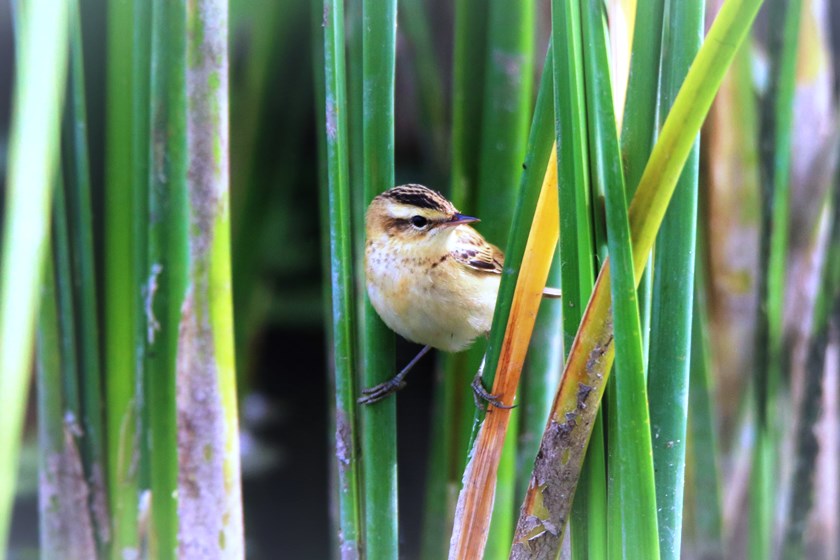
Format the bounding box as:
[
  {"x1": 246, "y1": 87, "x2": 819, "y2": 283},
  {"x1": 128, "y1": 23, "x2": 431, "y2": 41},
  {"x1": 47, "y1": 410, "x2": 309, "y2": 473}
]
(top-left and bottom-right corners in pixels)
[{"x1": 366, "y1": 238, "x2": 499, "y2": 352}]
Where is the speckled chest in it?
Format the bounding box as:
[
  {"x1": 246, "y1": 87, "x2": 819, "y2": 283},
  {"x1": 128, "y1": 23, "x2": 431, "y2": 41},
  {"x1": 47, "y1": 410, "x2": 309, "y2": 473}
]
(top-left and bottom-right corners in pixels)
[{"x1": 364, "y1": 238, "x2": 496, "y2": 352}]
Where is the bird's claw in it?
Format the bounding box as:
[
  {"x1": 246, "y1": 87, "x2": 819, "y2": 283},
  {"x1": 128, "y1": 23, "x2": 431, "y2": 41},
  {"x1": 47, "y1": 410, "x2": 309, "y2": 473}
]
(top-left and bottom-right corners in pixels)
[
  {"x1": 357, "y1": 379, "x2": 407, "y2": 405},
  {"x1": 471, "y1": 376, "x2": 516, "y2": 411}
]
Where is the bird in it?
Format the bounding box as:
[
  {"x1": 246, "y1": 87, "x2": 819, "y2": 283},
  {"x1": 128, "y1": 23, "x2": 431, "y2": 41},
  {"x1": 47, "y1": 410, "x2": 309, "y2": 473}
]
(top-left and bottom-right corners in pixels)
[{"x1": 360, "y1": 183, "x2": 559, "y2": 407}]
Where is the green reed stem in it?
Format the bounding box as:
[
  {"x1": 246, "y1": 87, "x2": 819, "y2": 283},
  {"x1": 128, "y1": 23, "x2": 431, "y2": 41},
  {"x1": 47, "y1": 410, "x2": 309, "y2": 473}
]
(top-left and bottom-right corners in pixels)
[
  {"x1": 324, "y1": 0, "x2": 363, "y2": 555},
  {"x1": 359, "y1": 0, "x2": 398, "y2": 557},
  {"x1": 0, "y1": 1, "x2": 68, "y2": 555},
  {"x1": 580, "y1": 0, "x2": 660, "y2": 557}
]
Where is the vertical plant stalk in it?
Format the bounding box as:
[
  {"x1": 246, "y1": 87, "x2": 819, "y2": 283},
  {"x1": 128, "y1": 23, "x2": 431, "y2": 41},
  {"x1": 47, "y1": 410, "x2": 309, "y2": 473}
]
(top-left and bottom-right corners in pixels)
[
  {"x1": 580, "y1": 0, "x2": 660, "y2": 557},
  {"x1": 608, "y1": 2, "x2": 664, "y2": 558},
  {"x1": 751, "y1": 0, "x2": 802, "y2": 557},
  {"x1": 105, "y1": 0, "x2": 150, "y2": 555},
  {"x1": 360, "y1": 0, "x2": 398, "y2": 557},
  {"x1": 646, "y1": 1, "x2": 704, "y2": 558},
  {"x1": 550, "y1": 1, "x2": 604, "y2": 556},
  {"x1": 174, "y1": 1, "x2": 245, "y2": 556},
  {"x1": 0, "y1": 0, "x2": 68, "y2": 555},
  {"x1": 147, "y1": 0, "x2": 184, "y2": 557},
  {"x1": 511, "y1": 1, "x2": 764, "y2": 556},
  {"x1": 64, "y1": 0, "x2": 110, "y2": 550},
  {"x1": 310, "y1": 0, "x2": 341, "y2": 553},
  {"x1": 324, "y1": 0, "x2": 364, "y2": 556}
]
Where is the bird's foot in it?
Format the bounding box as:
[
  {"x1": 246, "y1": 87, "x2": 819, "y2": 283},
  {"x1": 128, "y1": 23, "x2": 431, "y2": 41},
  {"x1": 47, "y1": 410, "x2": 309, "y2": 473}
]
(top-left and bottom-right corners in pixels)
[
  {"x1": 471, "y1": 374, "x2": 516, "y2": 411},
  {"x1": 358, "y1": 377, "x2": 407, "y2": 405}
]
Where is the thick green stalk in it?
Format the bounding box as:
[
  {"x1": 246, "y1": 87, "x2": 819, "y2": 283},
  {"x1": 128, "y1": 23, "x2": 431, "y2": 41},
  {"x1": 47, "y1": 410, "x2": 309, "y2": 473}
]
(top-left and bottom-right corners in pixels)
[
  {"x1": 750, "y1": 0, "x2": 802, "y2": 557},
  {"x1": 0, "y1": 0, "x2": 68, "y2": 554},
  {"x1": 360, "y1": 0, "x2": 398, "y2": 557},
  {"x1": 105, "y1": 0, "x2": 149, "y2": 554},
  {"x1": 552, "y1": 0, "x2": 595, "y2": 351},
  {"x1": 549, "y1": 0, "x2": 603, "y2": 556},
  {"x1": 324, "y1": 0, "x2": 363, "y2": 555},
  {"x1": 63, "y1": 0, "x2": 109, "y2": 549},
  {"x1": 580, "y1": 0, "x2": 659, "y2": 558},
  {"x1": 647, "y1": 1, "x2": 704, "y2": 558},
  {"x1": 146, "y1": 0, "x2": 185, "y2": 556}
]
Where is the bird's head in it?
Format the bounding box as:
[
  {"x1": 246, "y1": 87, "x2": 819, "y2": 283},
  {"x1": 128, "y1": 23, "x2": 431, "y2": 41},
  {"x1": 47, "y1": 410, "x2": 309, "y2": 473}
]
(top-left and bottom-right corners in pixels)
[{"x1": 366, "y1": 184, "x2": 479, "y2": 247}]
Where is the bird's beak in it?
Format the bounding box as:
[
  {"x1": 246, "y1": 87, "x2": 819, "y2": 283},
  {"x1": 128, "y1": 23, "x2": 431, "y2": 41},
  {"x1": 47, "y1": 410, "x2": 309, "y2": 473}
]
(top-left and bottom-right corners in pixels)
[{"x1": 441, "y1": 213, "x2": 480, "y2": 227}]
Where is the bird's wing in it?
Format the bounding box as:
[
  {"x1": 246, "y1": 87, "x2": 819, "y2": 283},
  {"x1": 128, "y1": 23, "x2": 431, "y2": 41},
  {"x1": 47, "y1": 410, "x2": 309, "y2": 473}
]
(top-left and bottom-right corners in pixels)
[{"x1": 451, "y1": 229, "x2": 504, "y2": 274}]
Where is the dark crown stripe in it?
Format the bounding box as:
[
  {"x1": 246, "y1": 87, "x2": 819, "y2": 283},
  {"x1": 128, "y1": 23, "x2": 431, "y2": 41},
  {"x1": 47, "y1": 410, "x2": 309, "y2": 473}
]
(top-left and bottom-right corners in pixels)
[{"x1": 383, "y1": 184, "x2": 450, "y2": 212}]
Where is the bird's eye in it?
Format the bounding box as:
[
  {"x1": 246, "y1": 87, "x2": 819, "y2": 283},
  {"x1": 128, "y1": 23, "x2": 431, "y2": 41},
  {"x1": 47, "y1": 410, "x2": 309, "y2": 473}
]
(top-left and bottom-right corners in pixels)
[{"x1": 410, "y1": 215, "x2": 428, "y2": 228}]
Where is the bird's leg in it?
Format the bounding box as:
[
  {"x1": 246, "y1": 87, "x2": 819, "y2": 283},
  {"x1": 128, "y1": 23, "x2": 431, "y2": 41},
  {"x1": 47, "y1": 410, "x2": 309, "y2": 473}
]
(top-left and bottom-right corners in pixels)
[
  {"x1": 358, "y1": 345, "x2": 432, "y2": 405},
  {"x1": 471, "y1": 354, "x2": 516, "y2": 411}
]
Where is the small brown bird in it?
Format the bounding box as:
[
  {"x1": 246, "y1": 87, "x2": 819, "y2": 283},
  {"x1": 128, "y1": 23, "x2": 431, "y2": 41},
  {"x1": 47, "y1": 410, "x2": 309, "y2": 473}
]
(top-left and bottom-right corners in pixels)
[{"x1": 359, "y1": 184, "x2": 511, "y2": 406}]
